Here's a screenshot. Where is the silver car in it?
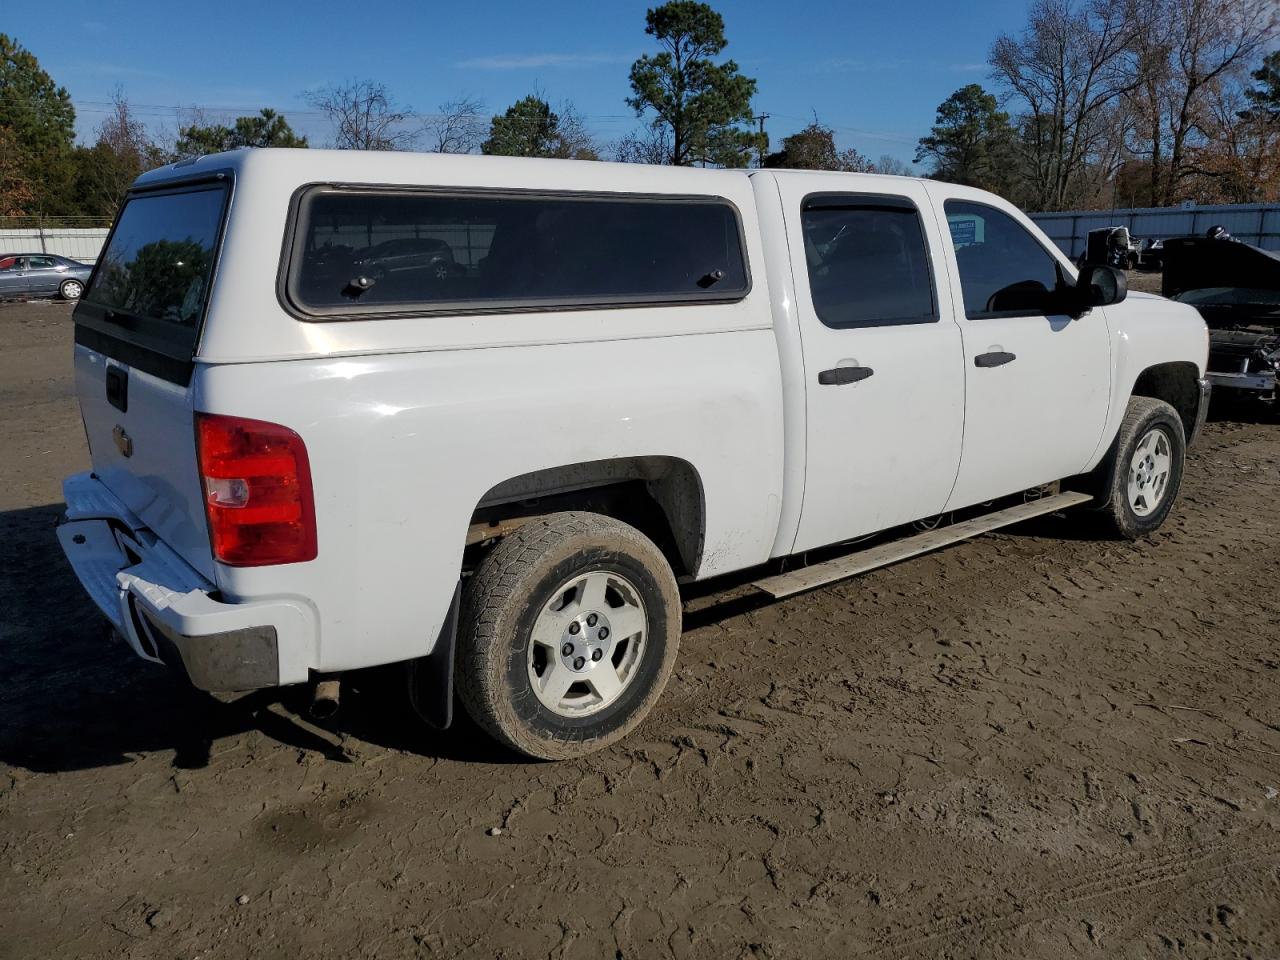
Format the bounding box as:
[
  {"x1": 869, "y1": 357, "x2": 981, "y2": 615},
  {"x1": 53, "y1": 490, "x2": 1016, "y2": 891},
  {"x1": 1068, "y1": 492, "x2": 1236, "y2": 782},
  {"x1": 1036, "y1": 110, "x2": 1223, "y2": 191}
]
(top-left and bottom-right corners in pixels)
[{"x1": 0, "y1": 253, "x2": 94, "y2": 300}]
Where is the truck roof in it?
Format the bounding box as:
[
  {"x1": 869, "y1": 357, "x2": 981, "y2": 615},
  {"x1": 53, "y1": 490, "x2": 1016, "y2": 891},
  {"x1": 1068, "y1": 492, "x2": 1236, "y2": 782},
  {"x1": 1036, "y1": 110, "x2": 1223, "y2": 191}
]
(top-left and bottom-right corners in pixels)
[{"x1": 132, "y1": 147, "x2": 928, "y2": 194}]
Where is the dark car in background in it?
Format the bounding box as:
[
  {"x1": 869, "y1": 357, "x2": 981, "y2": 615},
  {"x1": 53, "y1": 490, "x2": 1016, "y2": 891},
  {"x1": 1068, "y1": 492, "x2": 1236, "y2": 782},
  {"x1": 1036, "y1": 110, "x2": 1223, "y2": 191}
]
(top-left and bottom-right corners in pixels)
[
  {"x1": 1138, "y1": 237, "x2": 1165, "y2": 271},
  {"x1": 1080, "y1": 226, "x2": 1139, "y2": 270},
  {"x1": 1163, "y1": 236, "x2": 1280, "y2": 402},
  {"x1": 0, "y1": 253, "x2": 93, "y2": 301}
]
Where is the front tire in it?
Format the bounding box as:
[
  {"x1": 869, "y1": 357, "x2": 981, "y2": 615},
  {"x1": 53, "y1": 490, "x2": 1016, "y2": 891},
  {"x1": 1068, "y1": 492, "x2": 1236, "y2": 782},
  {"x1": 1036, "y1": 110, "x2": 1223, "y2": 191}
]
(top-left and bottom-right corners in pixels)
[
  {"x1": 1100, "y1": 397, "x2": 1185, "y2": 539},
  {"x1": 59, "y1": 279, "x2": 83, "y2": 300},
  {"x1": 455, "y1": 512, "x2": 681, "y2": 760}
]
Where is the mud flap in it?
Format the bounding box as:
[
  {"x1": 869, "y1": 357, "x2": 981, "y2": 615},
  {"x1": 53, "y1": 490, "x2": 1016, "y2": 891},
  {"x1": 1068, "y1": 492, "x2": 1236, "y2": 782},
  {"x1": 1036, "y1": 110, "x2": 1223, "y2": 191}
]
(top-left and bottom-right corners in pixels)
[{"x1": 408, "y1": 581, "x2": 461, "y2": 730}]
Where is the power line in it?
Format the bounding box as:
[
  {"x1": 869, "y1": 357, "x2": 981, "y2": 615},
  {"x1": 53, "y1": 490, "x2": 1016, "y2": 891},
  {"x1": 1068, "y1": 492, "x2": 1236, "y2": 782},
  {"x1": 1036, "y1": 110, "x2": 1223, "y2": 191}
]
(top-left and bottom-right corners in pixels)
[{"x1": 0, "y1": 96, "x2": 640, "y2": 125}]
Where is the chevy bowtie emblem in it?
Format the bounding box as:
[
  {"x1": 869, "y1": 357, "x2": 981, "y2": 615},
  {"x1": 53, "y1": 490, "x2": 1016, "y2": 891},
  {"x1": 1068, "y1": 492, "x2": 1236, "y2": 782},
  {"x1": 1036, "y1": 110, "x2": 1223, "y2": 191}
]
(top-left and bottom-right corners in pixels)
[{"x1": 112, "y1": 425, "x2": 133, "y2": 458}]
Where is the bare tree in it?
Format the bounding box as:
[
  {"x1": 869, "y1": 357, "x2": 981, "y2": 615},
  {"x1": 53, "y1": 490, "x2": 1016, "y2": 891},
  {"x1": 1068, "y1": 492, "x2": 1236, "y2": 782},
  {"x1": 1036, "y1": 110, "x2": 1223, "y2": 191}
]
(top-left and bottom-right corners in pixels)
[
  {"x1": 990, "y1": 0, "x2": 1145, "y2": 210},
  {"x1": 74, "y1": 87, "x2": 169, "y2": 216},
  {"x1": 1184, "y1": 79, "x2": 1280, "y2": 202},
  {"x1": 305, "y1": 80, "x2": 415, "y2": 150},
  {"x1": 613, "y1": 125, "x2": 673, "y2": 164},
  {"x1": 552, "y1": 101, "x2": 600, "y2": 160},
  {"x1": 1132, "y1": 0, "x2": 1277, "y2": 204},
  {"x1": 424, "y1": 96, "x2": 486, "y2": 154},
  {"x1": 873, "y1": 155, "x2": 912, "y2": 176}
]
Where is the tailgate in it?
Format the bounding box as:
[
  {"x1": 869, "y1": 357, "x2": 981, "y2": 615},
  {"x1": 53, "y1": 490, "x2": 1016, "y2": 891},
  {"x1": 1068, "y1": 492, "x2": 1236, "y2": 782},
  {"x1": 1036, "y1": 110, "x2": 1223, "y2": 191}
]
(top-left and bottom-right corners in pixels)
[
  {"x1": 71, "y1": 177, "x2": 231, "y2": 582},
  {"x1": 74, "y1": 348, "x2": 215, "y2": 580}
]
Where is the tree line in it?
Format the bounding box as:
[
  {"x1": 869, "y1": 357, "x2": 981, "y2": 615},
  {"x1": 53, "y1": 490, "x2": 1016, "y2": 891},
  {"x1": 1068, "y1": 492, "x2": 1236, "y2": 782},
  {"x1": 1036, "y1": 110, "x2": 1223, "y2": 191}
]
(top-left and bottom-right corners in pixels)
[
  {"x1": 2, "y1": 0, "x2": 1278, "y2": 221},
  {"x1": 919, "y1": 0, "x2": 1279, "y2": 209}
]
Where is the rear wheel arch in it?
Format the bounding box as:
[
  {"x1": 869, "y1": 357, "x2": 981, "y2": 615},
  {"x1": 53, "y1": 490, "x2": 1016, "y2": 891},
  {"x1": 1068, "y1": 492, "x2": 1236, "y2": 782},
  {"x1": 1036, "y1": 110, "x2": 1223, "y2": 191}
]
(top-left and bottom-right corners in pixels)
[{"x1": 466, "y1": 456, "x2": 706, "y2": 578}]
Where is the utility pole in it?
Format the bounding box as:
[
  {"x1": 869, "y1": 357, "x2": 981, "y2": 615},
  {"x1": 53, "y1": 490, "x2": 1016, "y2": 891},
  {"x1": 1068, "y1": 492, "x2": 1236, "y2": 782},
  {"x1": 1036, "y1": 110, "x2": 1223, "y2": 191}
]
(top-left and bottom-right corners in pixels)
[{"x1": 753, "y1": 113, "x2": 770, "y2": 167}]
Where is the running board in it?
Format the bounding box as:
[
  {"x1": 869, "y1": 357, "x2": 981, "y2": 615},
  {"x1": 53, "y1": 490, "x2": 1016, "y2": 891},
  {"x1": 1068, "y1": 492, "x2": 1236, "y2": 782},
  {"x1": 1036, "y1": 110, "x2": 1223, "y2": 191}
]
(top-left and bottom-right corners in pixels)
[{"x1": 752, "y1": 491, "x2": 1093, "y2": 600}]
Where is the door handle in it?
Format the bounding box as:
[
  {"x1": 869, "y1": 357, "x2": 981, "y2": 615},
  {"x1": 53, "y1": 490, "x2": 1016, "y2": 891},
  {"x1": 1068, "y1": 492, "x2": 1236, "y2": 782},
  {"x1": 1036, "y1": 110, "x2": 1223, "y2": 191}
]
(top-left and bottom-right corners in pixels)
[
  {"x1": 974, "y1": 351, "x2": 1016, "y2": 368},
  {"x1": 818, "y1": 366, "x2": 874, "y2": 385}
]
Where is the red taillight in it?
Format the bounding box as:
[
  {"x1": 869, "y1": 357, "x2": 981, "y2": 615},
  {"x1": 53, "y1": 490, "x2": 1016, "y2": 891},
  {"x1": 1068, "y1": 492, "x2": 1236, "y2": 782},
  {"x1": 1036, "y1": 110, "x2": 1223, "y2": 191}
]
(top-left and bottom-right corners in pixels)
[{"x1": 195, "y1": 413, "x2": 317, "y2": 566}]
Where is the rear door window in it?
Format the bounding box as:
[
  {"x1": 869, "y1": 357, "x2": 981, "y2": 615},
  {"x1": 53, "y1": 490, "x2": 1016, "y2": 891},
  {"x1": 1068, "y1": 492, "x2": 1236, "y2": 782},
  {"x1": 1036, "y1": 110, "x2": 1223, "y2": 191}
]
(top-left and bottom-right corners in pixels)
[
  {"x1": 286, "y1": 188, "x2": 750, "y2": 317},
  {"x1": 77, "y1": 182, "x2": 229, "y2": 383},
  {"x1": 800, "y1": 194, "x2": 937, "y2": 328}
]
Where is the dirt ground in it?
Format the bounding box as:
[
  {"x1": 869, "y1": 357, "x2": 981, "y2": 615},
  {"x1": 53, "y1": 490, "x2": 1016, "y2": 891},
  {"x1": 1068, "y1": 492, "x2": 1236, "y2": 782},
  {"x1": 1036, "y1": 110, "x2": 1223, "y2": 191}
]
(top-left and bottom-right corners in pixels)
[{"x1": 1, "y1": 298, "x2": 1278, "y2": 960}]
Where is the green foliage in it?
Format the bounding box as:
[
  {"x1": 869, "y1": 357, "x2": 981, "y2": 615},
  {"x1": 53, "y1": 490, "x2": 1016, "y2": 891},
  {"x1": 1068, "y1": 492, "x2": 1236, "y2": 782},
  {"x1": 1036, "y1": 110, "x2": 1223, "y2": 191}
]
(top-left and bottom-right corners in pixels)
[
  {"x1": 0, "y1": 33, "x2": 78, "y2": 215},
  {"x1": 481, "y1": 95, "x2": 596, "y2": 159},
  {"x1": 763, "y1": 121, "x2": 872, "y2": 172},
  {"x1": 915, "y1": 85, "x2": 1017, "y2": 195},
  {"x1": 1245, "y1": 50, "x2": 1280, "y2": 120},
  {"x1": 626, "y1": 2, "x2": 764, "y2": 166},
  {"x1": 176, "y1": 109, "x2": 307, "y2": 157}
]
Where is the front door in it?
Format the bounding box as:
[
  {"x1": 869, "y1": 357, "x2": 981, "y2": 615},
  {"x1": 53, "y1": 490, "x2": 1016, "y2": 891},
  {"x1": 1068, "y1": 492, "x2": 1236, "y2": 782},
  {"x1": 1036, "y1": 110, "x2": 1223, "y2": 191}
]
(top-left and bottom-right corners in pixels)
[
  {"x1": 23, "y1": 255, "x2": 61, "y2": 295},
  {"x1": 934, "y1": 194, "x2": 1113, "y2": 510},
  {"x1": 780, "y1": 178, "x2": 967, "y2": 554}
]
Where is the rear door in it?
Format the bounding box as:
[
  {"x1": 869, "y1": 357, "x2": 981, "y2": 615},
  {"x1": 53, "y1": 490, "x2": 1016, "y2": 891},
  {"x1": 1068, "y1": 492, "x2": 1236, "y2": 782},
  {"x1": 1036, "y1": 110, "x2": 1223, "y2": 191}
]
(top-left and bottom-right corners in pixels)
[
  {"x1": 934, "y1": 196, "x2": 1112, "y2": 510},
  {"x1": 0, "y1": 256, "x2": 30, "y2": 296},
  {"x1": 779, "y1": 178, "x2": 966, "y2": 552},
  {"x1": 72, "y1": 179, "x2": 231, "y2": 580}
]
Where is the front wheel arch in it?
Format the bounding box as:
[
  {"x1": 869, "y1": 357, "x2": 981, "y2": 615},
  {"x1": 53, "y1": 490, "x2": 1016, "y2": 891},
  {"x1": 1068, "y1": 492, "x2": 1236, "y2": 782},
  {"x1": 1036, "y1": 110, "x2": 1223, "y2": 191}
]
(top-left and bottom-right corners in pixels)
[{"x1": 1131, "y1": 361, "x2": 1202, "y2": 442}]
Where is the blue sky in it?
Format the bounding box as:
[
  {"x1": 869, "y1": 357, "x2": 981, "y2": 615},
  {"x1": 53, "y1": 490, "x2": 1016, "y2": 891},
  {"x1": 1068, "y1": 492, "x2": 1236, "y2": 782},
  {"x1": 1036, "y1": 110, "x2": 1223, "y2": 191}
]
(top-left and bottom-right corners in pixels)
[{"x1": 7, "y1": 0, "x2": 1035, "y2": 166}]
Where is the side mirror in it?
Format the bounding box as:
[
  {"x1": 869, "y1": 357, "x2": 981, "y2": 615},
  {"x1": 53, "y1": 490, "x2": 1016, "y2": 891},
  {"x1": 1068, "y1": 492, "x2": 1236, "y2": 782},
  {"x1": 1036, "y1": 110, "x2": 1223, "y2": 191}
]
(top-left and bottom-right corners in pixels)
[{"x1": 1075, "y1": 264, "x2": 1127, "y2": 311}]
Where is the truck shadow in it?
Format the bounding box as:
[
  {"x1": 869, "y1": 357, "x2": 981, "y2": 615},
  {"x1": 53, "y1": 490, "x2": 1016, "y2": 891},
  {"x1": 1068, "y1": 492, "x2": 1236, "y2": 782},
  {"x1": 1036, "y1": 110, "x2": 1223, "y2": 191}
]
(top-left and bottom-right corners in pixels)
[{"x1": 0, "y1": 504, "x2": 523, "y2": 775}]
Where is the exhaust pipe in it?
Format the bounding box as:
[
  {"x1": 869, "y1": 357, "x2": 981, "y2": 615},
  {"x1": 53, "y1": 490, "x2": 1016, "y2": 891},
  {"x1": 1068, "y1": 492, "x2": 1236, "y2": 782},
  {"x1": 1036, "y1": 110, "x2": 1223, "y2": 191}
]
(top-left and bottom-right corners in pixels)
[{"x1": 309, "y1": 676, "x2": 341, "y2": 720}]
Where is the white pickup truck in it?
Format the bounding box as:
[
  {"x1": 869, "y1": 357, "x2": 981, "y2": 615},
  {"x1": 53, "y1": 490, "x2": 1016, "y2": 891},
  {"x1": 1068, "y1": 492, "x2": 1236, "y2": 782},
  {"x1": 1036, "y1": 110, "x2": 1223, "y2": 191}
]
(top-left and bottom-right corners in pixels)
[{"x1": 59, "y1": 149, "x2": 1210, "y2": 759}]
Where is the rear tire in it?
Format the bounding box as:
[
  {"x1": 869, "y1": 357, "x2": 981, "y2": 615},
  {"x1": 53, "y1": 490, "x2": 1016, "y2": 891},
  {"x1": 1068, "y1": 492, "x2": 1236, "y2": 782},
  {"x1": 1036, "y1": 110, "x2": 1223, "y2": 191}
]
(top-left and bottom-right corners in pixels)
[
  {"x1": 455, "y1": 512, "x2": 681, "y2": 760},
  {"x1": 1099, "y1": 396, "x2": 1185, "y2": 539}
]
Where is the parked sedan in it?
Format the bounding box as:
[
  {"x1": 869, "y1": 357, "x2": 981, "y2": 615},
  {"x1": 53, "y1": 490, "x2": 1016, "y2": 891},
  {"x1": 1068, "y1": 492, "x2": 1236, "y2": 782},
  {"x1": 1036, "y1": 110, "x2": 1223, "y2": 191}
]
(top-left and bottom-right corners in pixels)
[
  {"x1": 352, "y1": 237, "x2": 458, "y2": 282},
  {"x1": 0, "y1": 253, "x2": 93, "y2": 300}
]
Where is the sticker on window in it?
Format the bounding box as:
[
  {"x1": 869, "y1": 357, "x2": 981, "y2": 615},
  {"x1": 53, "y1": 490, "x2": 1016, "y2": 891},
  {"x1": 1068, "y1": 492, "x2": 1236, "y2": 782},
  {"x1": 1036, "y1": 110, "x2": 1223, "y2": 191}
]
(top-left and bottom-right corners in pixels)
[{"x1": 948, "y1": 217, "x2": 978, "y2": 247}]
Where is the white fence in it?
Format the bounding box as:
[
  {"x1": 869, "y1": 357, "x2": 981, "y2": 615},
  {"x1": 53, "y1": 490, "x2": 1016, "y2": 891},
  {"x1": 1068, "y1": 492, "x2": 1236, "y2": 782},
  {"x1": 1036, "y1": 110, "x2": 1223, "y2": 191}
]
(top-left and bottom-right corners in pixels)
[
  {"x1": 0, "y1": 227, "x2": 110, "y2": 263},
  {"x1": 1029, "y1": 203, "x2": 1280, "y2": 258}
]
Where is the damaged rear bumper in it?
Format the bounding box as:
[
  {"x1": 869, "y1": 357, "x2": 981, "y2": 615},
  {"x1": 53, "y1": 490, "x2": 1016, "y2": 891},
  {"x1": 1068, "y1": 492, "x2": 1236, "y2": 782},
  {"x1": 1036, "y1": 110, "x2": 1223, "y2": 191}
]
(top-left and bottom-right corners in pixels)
[{"x1": 57, "y1": 473, "x2": 316, "y2": 692}]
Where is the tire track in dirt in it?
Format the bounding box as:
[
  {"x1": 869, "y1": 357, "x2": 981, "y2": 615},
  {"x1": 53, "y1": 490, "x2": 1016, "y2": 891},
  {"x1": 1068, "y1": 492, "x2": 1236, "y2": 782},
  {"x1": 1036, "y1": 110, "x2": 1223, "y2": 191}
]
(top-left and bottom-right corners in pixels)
[
  {"x1": 857, "y1": 837, "x2": 1280, "y2": 957},
  {"x1": 4, "y1": 303, "x2": 1280, "y2": 960}
]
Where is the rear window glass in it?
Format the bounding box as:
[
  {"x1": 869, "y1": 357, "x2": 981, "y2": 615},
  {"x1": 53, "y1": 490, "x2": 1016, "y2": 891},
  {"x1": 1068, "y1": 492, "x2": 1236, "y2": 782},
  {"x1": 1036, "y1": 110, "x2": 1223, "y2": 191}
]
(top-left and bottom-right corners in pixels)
[
  {"x1": 801, "y1": 195, "x2": 936, "y2": 328},
  {"x1": 288, "y1": 189, "x2": 750, "y2": 315},
  {"x1": 86, "y1": 185, "x2": 227, "y2": 331}
]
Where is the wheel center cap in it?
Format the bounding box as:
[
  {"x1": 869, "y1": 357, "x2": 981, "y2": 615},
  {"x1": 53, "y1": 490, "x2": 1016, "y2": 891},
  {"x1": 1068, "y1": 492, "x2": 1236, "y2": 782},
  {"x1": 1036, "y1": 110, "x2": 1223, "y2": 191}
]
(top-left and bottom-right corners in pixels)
[{"x1": 561, "y1": 611, "x2": 612, "y2": 673}]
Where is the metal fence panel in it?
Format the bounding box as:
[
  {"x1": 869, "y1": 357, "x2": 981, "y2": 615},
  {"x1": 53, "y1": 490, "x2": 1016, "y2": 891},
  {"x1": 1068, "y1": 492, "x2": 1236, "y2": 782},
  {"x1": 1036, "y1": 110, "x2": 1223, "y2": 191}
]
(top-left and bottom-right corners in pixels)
[
  {"x1": 0, "y1": 227, "x2": 111, "y2": 262},
  {"x1": 1029, "y1": 203, "x2": 1280, "y2": 258}
]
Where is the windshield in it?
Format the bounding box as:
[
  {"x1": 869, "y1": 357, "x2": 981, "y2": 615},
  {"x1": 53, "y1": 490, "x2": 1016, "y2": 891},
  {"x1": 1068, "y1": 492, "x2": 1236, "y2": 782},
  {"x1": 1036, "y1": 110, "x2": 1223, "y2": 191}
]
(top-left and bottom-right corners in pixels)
[{"x1": 86, "y1": 185, "x2": 227, "y2": 328}]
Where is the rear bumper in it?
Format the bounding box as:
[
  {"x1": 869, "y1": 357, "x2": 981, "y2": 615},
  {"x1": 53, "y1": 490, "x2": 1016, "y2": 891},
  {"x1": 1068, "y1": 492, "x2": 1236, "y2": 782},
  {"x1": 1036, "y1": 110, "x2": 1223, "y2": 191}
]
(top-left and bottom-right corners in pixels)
[{"x1": 57, "y1": 473, "x2": 316, "y2": 692}]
